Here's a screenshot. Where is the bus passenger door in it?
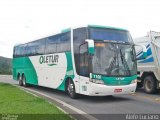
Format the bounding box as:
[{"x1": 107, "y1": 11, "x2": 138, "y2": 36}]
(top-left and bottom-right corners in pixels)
[{"x1": 79, "y1": 43, "x2": 90, "y2": 95}]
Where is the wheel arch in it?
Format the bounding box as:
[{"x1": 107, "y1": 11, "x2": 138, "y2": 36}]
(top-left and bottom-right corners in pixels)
[
  {"x1": 141, "y1": 72, "x2": 157, "y2": 83},
  {"x1": 22, "y1": 72, "x2": 25, "y2": 78},
  {"x1": 17, "y1": 72, "x2": 21, "y2": 80}
]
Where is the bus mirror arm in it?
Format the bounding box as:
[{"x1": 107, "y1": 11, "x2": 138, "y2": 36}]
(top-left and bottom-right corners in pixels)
[{"x1": 134, "y1": 44, "x2": 147, "y2": 60}]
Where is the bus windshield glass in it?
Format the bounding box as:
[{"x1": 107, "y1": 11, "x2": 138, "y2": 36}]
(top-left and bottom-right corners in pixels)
[
  {"x1": 92, "y1": 42, "x2": 137, "y2": 76},
  {"x1": 89, "y1": 27, "x2": 133, "y2": 43}
]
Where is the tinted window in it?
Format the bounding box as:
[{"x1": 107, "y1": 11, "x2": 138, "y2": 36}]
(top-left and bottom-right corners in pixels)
[
  {"x1": 13, "y1": 32, "x2": 70, "y2": 57},
  {"x1": 73, "y1": 28, "x2": 87, "y2": 54},
  {"x1": 89, "y1": 27, "x2": 133, "y2": 43},
  {"x1": 13, "y1": 46, "x2": 18, "y2": 58},
  {"x1": 45, "y1": 36, "x2": 57, "y2": 54},
  {"x1": 73, "y1": 27, "x2": 88, "y2": 75},
  {"x1": 13, "y1": 44, "x2": 26, "y2": 57},
  {"x1": 36, "y1": 39, "x2": 45, "y2": 55},
  {"x1": 27, "y1": 40, "x2": 45, "y2": 56},
  {"x1": 26, "y1": 42, "x2": 39, "y2": 56},
  {"x1": 45, "y1": 32, "x2": 71, "y2": 54},
  {"x1": 57, "y1": 32, "x2": 70, "y2": 52}
]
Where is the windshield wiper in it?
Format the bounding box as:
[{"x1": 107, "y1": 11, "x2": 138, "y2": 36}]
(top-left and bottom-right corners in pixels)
[
  {"x1": 120, "y1": 49, "x2": 131, "y2": 75},
  {"x1": 106, "y1": 55, "x2": 117, "y2": 75}
]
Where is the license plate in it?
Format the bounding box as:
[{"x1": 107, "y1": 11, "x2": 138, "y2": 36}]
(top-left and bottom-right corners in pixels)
[{"x1": 114, "y1": 89, "x2": 122, "y2": 92}]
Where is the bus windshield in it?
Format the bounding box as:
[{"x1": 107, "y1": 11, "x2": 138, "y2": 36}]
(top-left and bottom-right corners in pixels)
[{"x1": 92, "y1": 42, "x2": 137, "y2": 76}]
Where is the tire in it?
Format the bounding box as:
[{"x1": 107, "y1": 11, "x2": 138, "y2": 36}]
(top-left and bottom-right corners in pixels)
[
  {"x1": 143, "y1": 75, "x2": 158, "y2": 94},
  {"x1": 66, "y1": 79, "x2": 77, "y2": 99},
  {"x1": 18, "y1": 75, "x2": 23, "y2": 86},
  {"x1": 22, "y1": 75, "x2": 28, "y2": 87}
]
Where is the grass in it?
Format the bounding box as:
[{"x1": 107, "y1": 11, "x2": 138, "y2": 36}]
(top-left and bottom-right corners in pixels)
[{"x1": 0, "y1": 83, "x2": 73, "y2": 120}]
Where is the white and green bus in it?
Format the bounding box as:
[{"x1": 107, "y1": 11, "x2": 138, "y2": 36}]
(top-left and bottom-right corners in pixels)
[{"x1": 13, "y1": 25, "x2": 145, "y2": 98}]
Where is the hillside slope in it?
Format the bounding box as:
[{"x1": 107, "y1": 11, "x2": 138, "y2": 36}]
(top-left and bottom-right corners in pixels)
[{"x1": 0, "y1": 56, "x2": 12, "y2": 75}]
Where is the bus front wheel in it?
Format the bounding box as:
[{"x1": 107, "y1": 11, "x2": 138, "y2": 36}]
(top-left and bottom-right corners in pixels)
[{"x1": 66, "y1": 79, "x2": 77, "y2": 99}]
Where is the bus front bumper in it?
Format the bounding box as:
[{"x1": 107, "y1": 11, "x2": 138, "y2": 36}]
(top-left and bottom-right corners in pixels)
[{"x1": 88, "y1": 83, "x2": 137, "y2": 96}]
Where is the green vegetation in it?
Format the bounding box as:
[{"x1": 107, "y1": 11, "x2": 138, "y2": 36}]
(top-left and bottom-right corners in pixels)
[
  {"x1": 0, "y1": 83, "x2": 73, "y2": 120},
  {"x1": 0, "y1": 56, "x2": 12, "y2": 75}
]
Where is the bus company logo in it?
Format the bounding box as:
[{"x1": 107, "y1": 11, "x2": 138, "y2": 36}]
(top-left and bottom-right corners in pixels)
[
  {"x1": 39, "y1": 55, "x2": 59, "y2": 66},
  {"x1": 116, "y1": 77, "x2": 125, "y2": 80}
]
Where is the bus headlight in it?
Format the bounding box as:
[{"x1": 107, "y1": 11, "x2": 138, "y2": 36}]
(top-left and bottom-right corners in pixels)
[
  {"x1": 131, "y1": 79, "x2": 137, "y2": 84},
  {"x1": 90, "y1": 79, "x2": 104, "y2": 84}
]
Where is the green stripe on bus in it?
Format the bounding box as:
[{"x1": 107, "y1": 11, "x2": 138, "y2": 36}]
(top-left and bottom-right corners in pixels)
[
  {"x1": 102, "y1": 75, "x2": 137, "y2": 85},
  {"x1": 13, "y1": 57, "x2": 38, "y2": 85},
  {"x1": 57, "y1": 52, "x2": 75, "y2": 90},
  {"x1": 91, "y1": 73, "x2": 137, "y2": 85}
]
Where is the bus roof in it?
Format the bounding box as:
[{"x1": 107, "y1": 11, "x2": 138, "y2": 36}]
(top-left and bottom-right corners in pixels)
[
  {"x1": 61, "y1": 25, "x2": 128, "y2": 33},
  {"x1": 87, "y1": 25, "x2": 128, "y2": 31},
  {"x1": 14, "y1": 25, "x2": 128, "y2": 47}
]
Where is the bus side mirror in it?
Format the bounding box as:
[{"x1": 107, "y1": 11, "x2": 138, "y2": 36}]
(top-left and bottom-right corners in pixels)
[
  {"x1": 85, "y1": 39, "x2": 95, "y2": 55},
  {"x1": 135, "y1": 44, "x2": 147, "y2": 60}
]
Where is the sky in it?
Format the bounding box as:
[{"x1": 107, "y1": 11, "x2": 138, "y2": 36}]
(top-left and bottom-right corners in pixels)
[{"x1": 0, "y1": 0, "x2": 160, "y2": 58}]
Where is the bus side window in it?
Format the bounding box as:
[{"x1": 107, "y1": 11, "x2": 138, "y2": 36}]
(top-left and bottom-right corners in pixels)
[
  {"x1": 45, "y1": 36, "x2": 57, "y2": 54},
  {"x1": 37, "y1": 40, "x2": 45, "y2": 55},
  {"x1": 16, "y1": 45, "x2": 24, "y2": 57},
  {"x1": 45, "y1": 32, "x2": 71, "y2": 54},
  {"x1": 57, "y1": 32, "x2": 71, "y2": 52},
  {"x1": 34, "y1": 40, "x2": 45, "y2": 55},
  {"x1": 26, "y1": 43, "x2": 34, "y2": 56}
]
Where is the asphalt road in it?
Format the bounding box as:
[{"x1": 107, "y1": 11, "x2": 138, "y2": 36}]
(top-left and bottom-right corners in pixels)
[{"x1": 1, "y1": 75, "x2": 160, "y2": 120}]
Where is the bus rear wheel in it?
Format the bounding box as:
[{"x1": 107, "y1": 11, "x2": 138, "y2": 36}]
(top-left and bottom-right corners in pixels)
[
  {"x1": 66, "y1": 79, "x2": 77, "y2": 99},
  {"x1": 22, "y1": 75, "x2": 28, "y2": 87},
  {"x1": 143, "y1": 75, "x2": 157, "y2": 94},
  {"x1": 18, "y1": 75, "x2": 23, "y2": 86}
]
